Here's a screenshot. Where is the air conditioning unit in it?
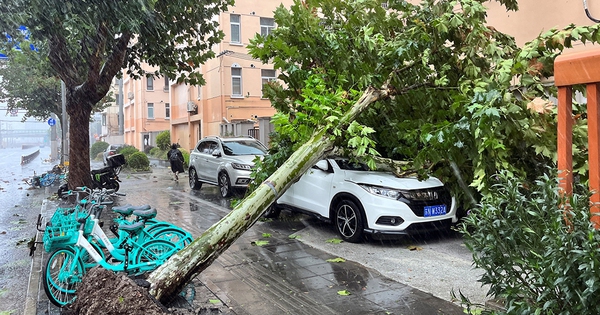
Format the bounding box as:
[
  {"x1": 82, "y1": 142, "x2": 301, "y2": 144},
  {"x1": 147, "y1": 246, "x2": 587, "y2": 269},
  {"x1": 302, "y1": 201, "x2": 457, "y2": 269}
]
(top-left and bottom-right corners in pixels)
[
  {"x1": 187, "y1": 101, "x2": 197, "y2": 112},
  {"x1": 127, "y1": 92, "x2": 134, "y2": 100}
]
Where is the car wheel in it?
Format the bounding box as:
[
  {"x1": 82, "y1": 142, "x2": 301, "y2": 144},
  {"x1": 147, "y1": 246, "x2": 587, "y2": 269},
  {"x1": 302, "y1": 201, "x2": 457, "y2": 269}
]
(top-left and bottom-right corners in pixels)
[
  {"x1": 189, "y1": 168, "x2": 202, "y2": 190},
  {"x1": 334, "y1": 199, "x2": 364, "y2": 243},
  {"x1": 218, "y1": 172, "x2": 232, "y2": 198},
  {"x1": 263, "y1": 203, "x2": 281, "y2": 219}
]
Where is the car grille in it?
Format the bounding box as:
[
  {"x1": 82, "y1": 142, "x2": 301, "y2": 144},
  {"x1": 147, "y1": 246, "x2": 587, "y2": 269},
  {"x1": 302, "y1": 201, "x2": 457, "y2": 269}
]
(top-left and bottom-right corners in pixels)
[{"x1": 399, "y1": 187, "x2": 452, "y2": 217}]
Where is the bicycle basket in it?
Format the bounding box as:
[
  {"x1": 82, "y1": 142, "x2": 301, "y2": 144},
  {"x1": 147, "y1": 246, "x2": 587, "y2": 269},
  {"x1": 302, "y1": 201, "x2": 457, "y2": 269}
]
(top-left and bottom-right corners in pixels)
[
  {"x1": 42, "y1": 221, "x2": 80, "y2": 252},
  {"x1": 107, "y1": 154, "x2": 126, "y2": 168}
]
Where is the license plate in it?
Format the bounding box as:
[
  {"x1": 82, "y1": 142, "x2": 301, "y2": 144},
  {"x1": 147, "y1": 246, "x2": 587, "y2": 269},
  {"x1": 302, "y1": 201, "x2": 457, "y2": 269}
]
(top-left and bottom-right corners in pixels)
[{"x1": 424, "y1": 205, "x2": 447, "y2": 217}]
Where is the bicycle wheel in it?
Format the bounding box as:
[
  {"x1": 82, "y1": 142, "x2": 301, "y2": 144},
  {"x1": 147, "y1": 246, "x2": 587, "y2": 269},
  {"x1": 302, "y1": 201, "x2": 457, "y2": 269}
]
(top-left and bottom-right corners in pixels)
[
  {"x1": 40, "y1": 173, "x2": 57, "y2": 187},
  {"x1": 43, "y1": 247, "x2": 84, "y2": 307},
  {"x1": 151, "y1": 227, "x2": 193, "y2": 249},
  {"x1": 133, "y1": 239, "x2": 177, "y2": 267}
]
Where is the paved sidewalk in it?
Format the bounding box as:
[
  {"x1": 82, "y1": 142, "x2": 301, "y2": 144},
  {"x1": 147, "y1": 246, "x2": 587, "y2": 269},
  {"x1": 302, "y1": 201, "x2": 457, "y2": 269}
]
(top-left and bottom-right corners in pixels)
[{"x1": 29, "y1": 165, "x2": 467, "y2": 315}]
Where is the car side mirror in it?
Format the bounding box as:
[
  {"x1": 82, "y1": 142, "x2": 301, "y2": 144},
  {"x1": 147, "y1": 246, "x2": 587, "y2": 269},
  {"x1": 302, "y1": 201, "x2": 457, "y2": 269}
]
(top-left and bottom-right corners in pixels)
[
  {"x1": 314, "y1": 160, "x2": 329, "y2": 172},
  {"x1": 212, "y1": 150, "x2": 222, "y2": 157}
]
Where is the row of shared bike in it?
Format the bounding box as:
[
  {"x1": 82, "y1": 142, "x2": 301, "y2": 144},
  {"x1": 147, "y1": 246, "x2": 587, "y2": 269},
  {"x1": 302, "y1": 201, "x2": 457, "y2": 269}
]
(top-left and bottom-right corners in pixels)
[{"x1": 39, "y1": 186, "x2": 193, "y2": 307}]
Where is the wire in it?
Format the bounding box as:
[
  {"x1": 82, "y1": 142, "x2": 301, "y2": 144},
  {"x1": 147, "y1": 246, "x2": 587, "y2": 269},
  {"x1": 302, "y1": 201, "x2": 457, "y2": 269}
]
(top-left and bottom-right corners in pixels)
[{"x1": 584, "y1": 0, "x2": 600, "y2": 23}]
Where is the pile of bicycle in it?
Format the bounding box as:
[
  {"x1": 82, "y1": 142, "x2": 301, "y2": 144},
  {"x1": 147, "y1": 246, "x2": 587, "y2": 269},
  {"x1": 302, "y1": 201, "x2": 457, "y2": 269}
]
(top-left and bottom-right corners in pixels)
[{"x1": 38, "y1": 186, "x2": 193, "y2": 307}]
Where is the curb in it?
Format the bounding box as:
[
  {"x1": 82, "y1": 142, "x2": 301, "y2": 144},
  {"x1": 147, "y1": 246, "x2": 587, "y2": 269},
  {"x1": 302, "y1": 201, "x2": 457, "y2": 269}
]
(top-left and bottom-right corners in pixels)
[{"x1": 24, "y1": 199, "x2": 48, "y2": 315}]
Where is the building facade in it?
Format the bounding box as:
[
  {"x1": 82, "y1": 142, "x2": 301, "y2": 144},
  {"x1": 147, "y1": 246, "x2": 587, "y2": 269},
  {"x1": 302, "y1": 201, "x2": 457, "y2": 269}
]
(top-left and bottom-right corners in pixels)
[{"x1": 105, "y1": 0, "x2": 600, "y2": 153}]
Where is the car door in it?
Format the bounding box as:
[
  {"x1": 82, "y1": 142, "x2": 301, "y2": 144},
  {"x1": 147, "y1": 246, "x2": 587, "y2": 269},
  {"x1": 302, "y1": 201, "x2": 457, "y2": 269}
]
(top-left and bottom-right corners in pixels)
[
  {"x1": 203, "y1": 141, "x2": 222, "y2": 183},
  {"x1": 195, "y1": 140, "x2": 214, "y2": 181},
  {"x1": 284, "y1": 160, "x2": 335, "y2": 217}
]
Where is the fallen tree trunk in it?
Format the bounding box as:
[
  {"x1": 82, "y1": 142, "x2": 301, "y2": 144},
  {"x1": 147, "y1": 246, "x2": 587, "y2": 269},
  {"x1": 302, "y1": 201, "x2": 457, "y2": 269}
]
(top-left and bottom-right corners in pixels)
[{"x1": 147, "y1": 86, "x2": 387, "y2": 301}]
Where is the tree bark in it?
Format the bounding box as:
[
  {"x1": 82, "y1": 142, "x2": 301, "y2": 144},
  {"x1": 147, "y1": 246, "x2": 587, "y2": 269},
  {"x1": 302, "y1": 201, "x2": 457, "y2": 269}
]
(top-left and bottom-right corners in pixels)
[{"x1": 147, "y1": 86, "x2": 386, "y2": 301}]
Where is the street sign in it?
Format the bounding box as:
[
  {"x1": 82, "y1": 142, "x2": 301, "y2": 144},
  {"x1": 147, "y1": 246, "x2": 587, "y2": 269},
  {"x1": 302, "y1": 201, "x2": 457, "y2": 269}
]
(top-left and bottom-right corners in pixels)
[{"x1": 47, "y1": 118, "x2": 56, "y2": 126}]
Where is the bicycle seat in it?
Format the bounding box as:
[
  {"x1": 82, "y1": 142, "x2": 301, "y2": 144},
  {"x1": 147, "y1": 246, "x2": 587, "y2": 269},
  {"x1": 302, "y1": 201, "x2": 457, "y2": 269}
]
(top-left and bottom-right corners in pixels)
[
  {"x1": 117, "y1": 220, "x2": 145, "y2": 234},
  {"x1": 132, "y1": 208, "x2": 157, "y2": 220},
  {"x1": 112, "y1": 204, "x2": 152, "y2": 216}
]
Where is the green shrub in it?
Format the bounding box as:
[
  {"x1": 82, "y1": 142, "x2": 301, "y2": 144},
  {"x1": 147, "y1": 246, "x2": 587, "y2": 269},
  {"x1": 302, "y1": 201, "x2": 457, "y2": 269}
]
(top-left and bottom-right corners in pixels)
[
  {"x1": 126, "y1": 151, "x2": 150, "y2": 171},
  {"x1": 156, "y1": 130, "x2": 171, "y2": 151},
  {"x1": 91, "y1": 141, "x2": 109, "y2": 159},
  {"x1": 119, "y1": 145, "x2": 139, "y2": 161},
  {"x1": 178, "y1": 148, "x2": 189, "y2": 169},
  {"x1": 459, "y1": 171, "x2": 600, "y2": 315}
]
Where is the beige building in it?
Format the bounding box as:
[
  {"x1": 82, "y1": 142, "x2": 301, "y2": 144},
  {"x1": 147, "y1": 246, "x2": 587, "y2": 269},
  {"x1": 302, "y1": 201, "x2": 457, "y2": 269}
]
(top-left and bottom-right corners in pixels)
[{"x1": 104, "y1": 0, "x2": 600, "y2": 153}]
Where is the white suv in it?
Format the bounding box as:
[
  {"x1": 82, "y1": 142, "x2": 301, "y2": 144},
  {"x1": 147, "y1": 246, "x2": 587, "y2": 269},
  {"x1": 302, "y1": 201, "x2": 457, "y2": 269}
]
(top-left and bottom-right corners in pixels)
[
  {"x1": 188, "y1": 136, "x2": 268, "y2": 197},
  {"x1": 272, "y1": 158, "x2": 458, "y2": 242}
]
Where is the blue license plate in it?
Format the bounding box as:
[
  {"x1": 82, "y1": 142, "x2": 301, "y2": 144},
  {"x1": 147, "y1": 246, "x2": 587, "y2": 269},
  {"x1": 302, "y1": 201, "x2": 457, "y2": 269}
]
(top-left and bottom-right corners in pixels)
[{"x1": 424, "y1": 205, "x2": 447, "y2": 217}]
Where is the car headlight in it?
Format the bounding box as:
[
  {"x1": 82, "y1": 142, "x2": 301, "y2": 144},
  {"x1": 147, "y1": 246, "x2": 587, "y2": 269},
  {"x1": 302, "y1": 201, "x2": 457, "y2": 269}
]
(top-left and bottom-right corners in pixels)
[
  {"x1": 231, "y1": 163, "x2": 252, "y2": 170},
  {"x1": 359, "y1": 184, "x2": 401, "y2": 199}
]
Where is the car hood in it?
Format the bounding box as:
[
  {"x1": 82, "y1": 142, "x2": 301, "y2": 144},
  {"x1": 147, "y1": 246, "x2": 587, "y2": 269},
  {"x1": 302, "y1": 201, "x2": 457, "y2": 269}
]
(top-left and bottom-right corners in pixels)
[{"x1": 343, "y1": 170, "x2": 444, "y2": 190}]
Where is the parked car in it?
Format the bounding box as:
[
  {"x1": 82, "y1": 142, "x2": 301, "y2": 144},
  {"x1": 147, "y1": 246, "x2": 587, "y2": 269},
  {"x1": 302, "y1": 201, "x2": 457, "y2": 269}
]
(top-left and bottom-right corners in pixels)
[
  {"x1": 102, "y1": 144, "x2": 124, "y2": 166},
  {"x1": 270, "y1": 158, "x2": 458, "y2": 242},
  {"x1": 188, "y1": 136, "x2": 268, "y2": 197}
]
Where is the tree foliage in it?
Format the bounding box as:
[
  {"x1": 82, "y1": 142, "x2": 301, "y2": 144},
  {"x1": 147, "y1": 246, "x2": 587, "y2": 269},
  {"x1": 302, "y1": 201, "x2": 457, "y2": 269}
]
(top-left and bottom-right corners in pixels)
[
  {"x1": 248, "y1": 0, "x2": 597, "y2": 211},
  {"x1": 0, "y1": 0, "x2": 232, "y2": 188}
]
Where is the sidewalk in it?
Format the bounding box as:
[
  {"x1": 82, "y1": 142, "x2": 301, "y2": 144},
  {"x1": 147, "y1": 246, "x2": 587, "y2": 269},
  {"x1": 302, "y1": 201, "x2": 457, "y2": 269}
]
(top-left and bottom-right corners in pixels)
[{"x1": 28, "y1": 165, "x2": 467, "y2": 315}]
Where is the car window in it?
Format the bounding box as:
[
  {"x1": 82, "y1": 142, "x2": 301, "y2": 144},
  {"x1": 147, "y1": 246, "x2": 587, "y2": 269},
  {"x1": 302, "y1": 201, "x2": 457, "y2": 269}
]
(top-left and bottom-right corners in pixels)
[
  {"x1": 197, "y1": 141, "x2": 214, "y2": 154},
  {"x1": 222, "y1": 140, "x2": 267, "y2": 156},
  {"x1": 335, "y1": 159, "x2": 370, "y2": 171}
]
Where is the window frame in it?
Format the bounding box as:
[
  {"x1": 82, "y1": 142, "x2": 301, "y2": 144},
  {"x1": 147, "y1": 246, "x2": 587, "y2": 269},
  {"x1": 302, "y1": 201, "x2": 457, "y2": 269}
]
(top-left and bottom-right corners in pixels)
[
  {"x1": 261, "y1": 69, "x2": 276, "y2": 98},
  {"x1": 147, "y1": 103, "x2": 154, "y2": 119},
  {"x1": 231, "y1": 67, "x2": 242, "y2": 97},
  {"x1": 165, "y1": 102, "x2": 170, "y2": 119},
  {"x1": 230, "y1": 14, "x2": 241, "y2": 44},
  {"x1": 147, "y1": 77, "x2": 154, "y2": 91},
  {"x1": 260, "y1": 17, "x2": 275, "y2": 37}
]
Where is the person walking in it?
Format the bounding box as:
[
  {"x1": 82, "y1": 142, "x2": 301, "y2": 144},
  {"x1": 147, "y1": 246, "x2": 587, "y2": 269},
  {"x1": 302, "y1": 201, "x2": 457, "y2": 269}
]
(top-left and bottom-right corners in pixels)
[{"x1": 168, "y1": 143, "x2": 185, "y2": 181}]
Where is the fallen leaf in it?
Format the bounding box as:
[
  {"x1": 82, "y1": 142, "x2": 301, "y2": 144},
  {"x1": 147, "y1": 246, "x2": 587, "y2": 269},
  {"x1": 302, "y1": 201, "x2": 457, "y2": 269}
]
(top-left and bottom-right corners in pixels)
[
  {"x1": 326, "y1": 238, "x2": 343, "y2": 244},
  {"x1": 262, "y1": 233, "x2": 272, "y2": 238},
  {"x1": 407, "y1": 245, "x2": 423, "y2": 251},
  {"x1": 326, "y1": 257, "x2": 346, "y2": 263},
  {"x1": 337, "y1": 290, "x2": 351, "y2": 296},
  {"x1": 251, "y1": 240, "x2": 269, "y2": 247}
]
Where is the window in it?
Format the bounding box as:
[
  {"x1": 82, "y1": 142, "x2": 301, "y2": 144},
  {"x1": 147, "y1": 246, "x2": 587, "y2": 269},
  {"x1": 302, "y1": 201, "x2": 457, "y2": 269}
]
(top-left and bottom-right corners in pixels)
[
  {"x1": 147, "y1": 77, "x2": 154, "y2": 90},
  {"x1": 230, "y1": 14, "x2": 241, "y2": 44},
  {"x1": 147, "y1": 103, "x2": 154, "y2": 119},
  {"x1": 165, "y1": 103, "x2": 170, "y2": 119},
  {"x1": 261, "y1": 69, "x2": 276, "y2": 98},
  {"x1": 197, "y1": 85, "x2": 202, "y2": 100},
  {"x1": 260, "y1": 18, "x2": 275, "y2": 37},
  {"x1": 163, "y1": 77, "x2": 169, "y2": 92},
  {"x1": 231, "y1": 67, "x2": 242, "y2": 97}
]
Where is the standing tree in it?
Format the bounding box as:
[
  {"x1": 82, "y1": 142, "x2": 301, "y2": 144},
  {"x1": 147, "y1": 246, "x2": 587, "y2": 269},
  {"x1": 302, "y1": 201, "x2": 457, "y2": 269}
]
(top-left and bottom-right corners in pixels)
[{"x1": 0, "y1": 0, "x2": 232, "y2": 188}]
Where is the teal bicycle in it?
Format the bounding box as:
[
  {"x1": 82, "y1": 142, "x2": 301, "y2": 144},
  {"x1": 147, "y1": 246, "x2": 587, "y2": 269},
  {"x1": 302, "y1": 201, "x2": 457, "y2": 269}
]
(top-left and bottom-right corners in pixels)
[{"x1": 42, "y1": 187, "x2": 191, "y2": 307}]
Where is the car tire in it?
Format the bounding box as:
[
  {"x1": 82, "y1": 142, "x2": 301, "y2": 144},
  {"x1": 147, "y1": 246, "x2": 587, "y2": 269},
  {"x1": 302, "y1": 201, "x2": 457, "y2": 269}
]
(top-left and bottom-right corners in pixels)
[
  {"x1": 218, "y1": 172, "x2": 232, "y2": 198},
  {"x1": 334, "y1": 199, "x2": 365, "y2": 243},
  {"x1": 263, "y1": 204, "x2": 281, "y2": 219},
  {"x1": 189, "y1": 168, "x2": 202, "y2": 190}
]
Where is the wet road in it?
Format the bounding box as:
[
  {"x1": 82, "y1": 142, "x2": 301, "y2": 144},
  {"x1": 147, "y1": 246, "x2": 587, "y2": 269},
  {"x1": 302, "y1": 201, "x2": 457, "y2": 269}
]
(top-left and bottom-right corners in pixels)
[
  {"x1": 0, "y1": 154, "x2": 489, "y2": 314},
  {"x1": 0, "y1": 146, "x2": 57, "y2": 315}
]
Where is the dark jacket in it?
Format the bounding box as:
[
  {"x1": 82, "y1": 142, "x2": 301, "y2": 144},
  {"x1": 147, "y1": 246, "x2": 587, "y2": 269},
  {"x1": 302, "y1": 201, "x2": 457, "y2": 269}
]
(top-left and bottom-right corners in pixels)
[{"x1": 168, "y1": 149, "x2": 185, "y2": 173}]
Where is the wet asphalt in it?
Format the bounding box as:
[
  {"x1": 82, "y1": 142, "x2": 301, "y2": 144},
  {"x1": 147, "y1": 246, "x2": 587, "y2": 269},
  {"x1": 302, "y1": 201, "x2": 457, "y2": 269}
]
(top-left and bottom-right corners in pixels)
[{"x1": 28, "y1": 160, "x2": 468, "y2": 315}]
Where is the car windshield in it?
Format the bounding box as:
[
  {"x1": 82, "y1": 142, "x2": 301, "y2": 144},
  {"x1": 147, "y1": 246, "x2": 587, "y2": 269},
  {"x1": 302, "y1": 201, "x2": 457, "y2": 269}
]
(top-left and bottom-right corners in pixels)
[
  {"x1": 222, "y1": 140, "x2": 267, "y2": 156},
  {"x1": 335, "y1": 159, "x2": 370, "y2": 171}
]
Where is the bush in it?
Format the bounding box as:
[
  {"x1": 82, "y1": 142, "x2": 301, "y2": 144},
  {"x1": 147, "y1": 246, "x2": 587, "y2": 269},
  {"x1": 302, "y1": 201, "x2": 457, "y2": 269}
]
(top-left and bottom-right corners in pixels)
[
  {"x1": 459, "y1": 171, "x2": 600, "y2": 315},
  {"x1": 178, "y1": 148, "x2": 189, "y2": 169},
  {"x1": 90, "y1": 141, "x2": 109, "y2": 159},
  {"x1": 126, "y1": 151, "x2": 150, "y2": 171},
  {"x1": 119, "y1": 145, "x2": 139, "y2": 161},
  {"x1": 156, "y1": 130, "x2": 171, "y2": 151}
]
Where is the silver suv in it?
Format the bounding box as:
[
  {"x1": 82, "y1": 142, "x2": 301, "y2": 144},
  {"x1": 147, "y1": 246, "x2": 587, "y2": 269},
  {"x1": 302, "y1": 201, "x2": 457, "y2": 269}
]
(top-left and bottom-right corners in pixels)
[{"x1": 188, "y1": 136, "x2": 268, "y2": 197}]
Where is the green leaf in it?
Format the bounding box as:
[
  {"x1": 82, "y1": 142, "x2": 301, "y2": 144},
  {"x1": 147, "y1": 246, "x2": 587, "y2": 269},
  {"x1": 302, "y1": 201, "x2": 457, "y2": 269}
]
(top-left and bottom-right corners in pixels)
[
  {"x1": 326, "y1": 257, "x2": 346, "y2": 263},
  {"x1": 262, "y1": 233, "x2": 272, "y2": 238},
  {"x1": 288, "y1": 234, "x2": 300, "y2": 239},
  {"x1": 251, "y1": 240, "x2": 269, "y2": 246},
  {"x1": 326, "y1": 238, "x2": 344, "y2": 244},
  {"x1": 209, "y1": 299, "x2": 221, "y2": 304},
  {"x1": 337, "y1": 289, "x2": 351, "y2": 296}
]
